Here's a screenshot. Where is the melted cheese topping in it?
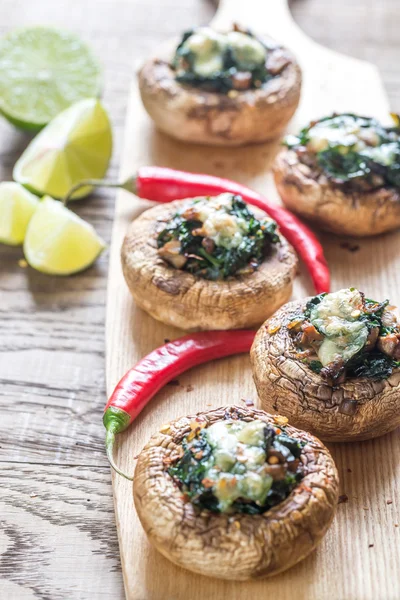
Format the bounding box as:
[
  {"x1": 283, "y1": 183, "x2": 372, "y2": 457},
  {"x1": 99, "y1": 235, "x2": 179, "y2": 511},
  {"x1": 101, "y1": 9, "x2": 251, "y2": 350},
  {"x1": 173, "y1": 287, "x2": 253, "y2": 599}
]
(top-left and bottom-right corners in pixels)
[
  {"x1": 181, "y1": 27, "x2": 266, "y2": 78},
  {"x1": 203, "y1": 420, "x2": 272, "y2": 512},
  {"x1": 360, "y1": 142, "x2": 398, "y2": 166},
  {"x1": 191, "y1": 194, "x2": 249, "y2": 249},
  {"x1": 226, "y1": 31, "x2": 266, "y2": 69},
  {"x1": 184, "y1": 28, "x2": 225, "y2": 76},
  {"x1": 307, "y1": 116, "x2": 381, "y2": 155},
  {"x1": 310, "y1": 288, "x2": 369, "y2": 366}
]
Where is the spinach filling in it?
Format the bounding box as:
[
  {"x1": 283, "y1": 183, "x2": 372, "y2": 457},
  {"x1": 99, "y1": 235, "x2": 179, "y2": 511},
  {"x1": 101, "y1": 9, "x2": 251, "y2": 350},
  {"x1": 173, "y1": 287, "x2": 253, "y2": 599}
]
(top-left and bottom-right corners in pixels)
[
  {"x1": 285, "y1": 113, "x2": 400, "y2": 191},
  {"x1": 171, "y1": 26, "x2": 272, "y2": 93},
  {"x1": 156, "y1": 194, "x2": 279, "y2": 280},
  {"x1": 168, "y1": 419, "x2": 304, "y2": 514},
  {"x1": 287, "y1": 288, "x2": 400, "y2": 384}
]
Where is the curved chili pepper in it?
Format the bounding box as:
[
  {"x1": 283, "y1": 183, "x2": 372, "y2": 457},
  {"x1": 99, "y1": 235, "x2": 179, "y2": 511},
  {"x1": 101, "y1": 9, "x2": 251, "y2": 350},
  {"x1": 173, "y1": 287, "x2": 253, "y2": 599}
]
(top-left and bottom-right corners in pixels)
[
  {"x1": 65, "y1": 167, "x2": 330, "y2": 294},
  {"x1": 104, "y1": 329, "x2": 255, "y2": 480}
]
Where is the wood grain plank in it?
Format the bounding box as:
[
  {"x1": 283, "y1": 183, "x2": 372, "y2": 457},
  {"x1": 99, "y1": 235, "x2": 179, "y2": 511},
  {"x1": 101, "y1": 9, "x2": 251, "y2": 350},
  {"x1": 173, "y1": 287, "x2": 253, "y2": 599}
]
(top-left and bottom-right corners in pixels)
[
  {"x1": 0, "y1": 464, "x2": 124, "y2": 600},
  {"x1": 106, "y1": 1, "x2": 400, "y2": 598}
]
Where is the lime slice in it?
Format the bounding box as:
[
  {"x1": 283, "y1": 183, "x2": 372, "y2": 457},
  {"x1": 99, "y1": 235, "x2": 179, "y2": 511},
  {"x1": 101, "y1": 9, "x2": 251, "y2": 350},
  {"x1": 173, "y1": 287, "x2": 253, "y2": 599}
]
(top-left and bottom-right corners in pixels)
[
  {"x1": 24, "y1": 196, "x2": 106, "y2": 275},
  {"x1": 0, "y1": 182, "x2": 39, "y2": 245},
  {"x1": 0, "y1": 26, "x2": 102, "y2": 131},
  {"x1": 13, "y1": 98, "x2": 112, "y2": 200}
]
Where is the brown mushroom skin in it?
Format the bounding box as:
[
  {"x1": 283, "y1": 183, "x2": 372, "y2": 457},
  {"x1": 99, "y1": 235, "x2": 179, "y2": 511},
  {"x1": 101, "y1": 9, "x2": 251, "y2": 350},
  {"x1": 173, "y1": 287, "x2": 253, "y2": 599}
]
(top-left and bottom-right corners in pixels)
[
  {"x1": 133, "y1": 405, "x2": 339, "y2": 580},
  {"x1": 138, "y1": 40, "x2": 302, "y2": 147},
  {"x1": 273, "y1": 148, "x2": 400, "y2": 237},
  {"x1": 121, "y1": 198, "x2": 298, "y2": 331},
  {"x1": 251, "y1": 300, "x2": 400, "y2": 442}
]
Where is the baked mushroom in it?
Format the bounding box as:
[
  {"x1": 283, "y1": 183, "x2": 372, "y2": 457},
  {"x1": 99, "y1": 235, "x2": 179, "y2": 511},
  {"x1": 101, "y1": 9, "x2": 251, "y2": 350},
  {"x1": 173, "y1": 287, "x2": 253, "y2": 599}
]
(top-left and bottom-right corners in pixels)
[
  {"x1": 251, "y1": 287, "x2": 400, "y2": 441},
  {"x1": 121, "y1": 193, "x2": 297, "y2": 330},
  {"x1": 138, "y1": 24, "x2": 302, "y2": 146},
  {"x1": 133, "y1": 405, "x2": 339, "y2": 580},
  {"x1": 273, "y1": 113, "x2": 400, "y2": 236}
]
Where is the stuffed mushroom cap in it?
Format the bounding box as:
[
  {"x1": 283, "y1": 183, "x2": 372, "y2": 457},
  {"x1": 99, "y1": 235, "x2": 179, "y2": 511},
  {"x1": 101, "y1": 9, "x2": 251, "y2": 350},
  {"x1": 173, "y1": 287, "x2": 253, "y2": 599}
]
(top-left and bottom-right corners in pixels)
[
  {"x1": 121, "y1": 195, "x2": 298, "y2": 331},
  {"x1": 274, "y1": 148, "x2": 400, "y2": 237},
  {"x1": 273, "y1": 113, "x2": 400, "y2": 237},
  {"x1": 138, "y1": 26, "x2": 302, "y2": 146},
  {"x1": 251, "y1": 291, "x2": 400, "y2": 442},
  {"x1": 133, "y1": 405, "x2": 339, "y2": 580}
]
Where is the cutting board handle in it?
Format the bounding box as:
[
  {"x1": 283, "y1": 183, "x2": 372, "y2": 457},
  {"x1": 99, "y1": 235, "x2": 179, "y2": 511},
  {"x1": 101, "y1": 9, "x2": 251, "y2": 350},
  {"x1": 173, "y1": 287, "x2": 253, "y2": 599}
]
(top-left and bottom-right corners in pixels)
[{"x1": 211, "y1": 0, "x2": 311, "y2": 49}]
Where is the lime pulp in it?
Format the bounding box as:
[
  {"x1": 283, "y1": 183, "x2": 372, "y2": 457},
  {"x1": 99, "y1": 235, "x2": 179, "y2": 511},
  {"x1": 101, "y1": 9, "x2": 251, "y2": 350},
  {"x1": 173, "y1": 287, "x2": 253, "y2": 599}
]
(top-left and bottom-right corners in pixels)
[
  {"x1": 23, "y1": 196, "x2": 106, "y2": 275},
  {"x1": 13, "y1": 98, "x2": 112, "y2": 200},
  {"x1": 0, "y1": 182, "x2": 39, "y2": 245},
  {"x1": 0, "y1": 26, "x2": 102, "y2": 131}
]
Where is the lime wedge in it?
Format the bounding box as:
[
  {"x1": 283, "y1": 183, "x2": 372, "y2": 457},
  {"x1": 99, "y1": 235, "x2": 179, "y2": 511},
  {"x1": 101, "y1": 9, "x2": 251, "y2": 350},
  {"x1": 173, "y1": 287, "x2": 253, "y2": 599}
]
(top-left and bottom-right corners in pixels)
[
  {"x1": 24, "y1": 197, "x2": 106, "y2": 275},
  {"x1": 0, "y1": 182, "x2": 39, "y2": 245},
  {"x1": 0, "y1": 26, "x2": 102, "y2": 131},
  {"x1": 13, "y1": 98, "x2": 112, "y2": 200}
]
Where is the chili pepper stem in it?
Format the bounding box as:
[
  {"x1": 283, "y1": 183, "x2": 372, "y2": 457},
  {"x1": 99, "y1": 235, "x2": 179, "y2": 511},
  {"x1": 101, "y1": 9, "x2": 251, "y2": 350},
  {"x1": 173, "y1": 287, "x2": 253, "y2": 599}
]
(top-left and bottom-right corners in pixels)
[
  {"x1": 103, "y1": 406, "x2": 134, "y2": 480},
  {"x1": 63, "y1": 177, "x2": 137, "y2": 205},
  {"x1": 105, "y1": 428, "x2": 134, "y2": 481}
]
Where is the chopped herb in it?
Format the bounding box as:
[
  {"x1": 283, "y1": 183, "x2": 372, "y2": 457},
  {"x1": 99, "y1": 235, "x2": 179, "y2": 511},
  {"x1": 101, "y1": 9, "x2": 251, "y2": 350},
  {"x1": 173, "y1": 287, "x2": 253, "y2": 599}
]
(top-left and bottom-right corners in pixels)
[
  {"x1": 309, "y1": 360, "x2": 323, "y2": 374},
  {"x1": 274, "y1": 433, "x2": 303, "y2": 458},
  {"x1": 347, "y1": 352, "x2": 400, "y2": 380},
  {"x1": 168, "y1": 434, "x2": 213, "y2": 503},
  {"x1": 157, "y1": 194, "x2": 279, "y2": 280},
  {"x1": 359, "y1": 298, "x2": 390, "y2": 331},
  {"x1": 304, "y1": 293, "x2": 327, "y2": 318}
]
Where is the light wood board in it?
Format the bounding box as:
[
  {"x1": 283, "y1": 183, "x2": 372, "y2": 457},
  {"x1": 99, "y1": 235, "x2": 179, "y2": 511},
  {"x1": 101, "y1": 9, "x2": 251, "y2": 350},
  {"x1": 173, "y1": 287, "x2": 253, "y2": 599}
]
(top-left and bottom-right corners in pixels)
[{"x1": 106, "y1": 1, "x2": 400, "y2": 598}]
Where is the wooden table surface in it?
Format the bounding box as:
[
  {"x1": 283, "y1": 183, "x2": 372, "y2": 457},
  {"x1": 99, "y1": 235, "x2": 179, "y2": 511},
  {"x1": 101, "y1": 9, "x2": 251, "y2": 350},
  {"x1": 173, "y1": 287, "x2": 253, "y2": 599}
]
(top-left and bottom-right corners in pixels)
[{"x1": 0, "y1": 1, "x2": 399, "y2": 598}]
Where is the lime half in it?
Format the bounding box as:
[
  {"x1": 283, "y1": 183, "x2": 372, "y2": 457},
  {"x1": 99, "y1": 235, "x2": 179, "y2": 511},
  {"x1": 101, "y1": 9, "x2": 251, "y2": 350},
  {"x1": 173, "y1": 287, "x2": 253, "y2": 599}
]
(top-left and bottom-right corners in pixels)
[
  {"x1": 14, "y1": 98, "x2": 112, "y2": 200},
  {"x1": 0, "y1": 26, "x2": 101, "y2": 131},
  {"x1": 0, "y1": 182, "x2": 39, "y2": 245},
  {"x1": 24, "y1": 197, "x2": 106, "y2": 275}
]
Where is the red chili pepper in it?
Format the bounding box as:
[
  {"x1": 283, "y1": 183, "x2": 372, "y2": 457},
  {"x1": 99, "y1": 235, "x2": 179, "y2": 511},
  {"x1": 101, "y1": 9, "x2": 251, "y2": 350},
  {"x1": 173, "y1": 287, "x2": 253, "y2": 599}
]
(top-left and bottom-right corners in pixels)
[
  {"x1": 104, "y1": 329, "x2": 255, "y2": 479},
  {"x1": 65, "y1": 167, "x2": 330, "y2": 294}
]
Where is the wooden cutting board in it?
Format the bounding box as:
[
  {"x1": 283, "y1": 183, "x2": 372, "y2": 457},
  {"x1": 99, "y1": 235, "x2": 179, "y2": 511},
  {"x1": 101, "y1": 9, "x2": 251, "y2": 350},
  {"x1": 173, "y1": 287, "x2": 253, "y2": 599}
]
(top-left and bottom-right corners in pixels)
[{"x1": 106, "y1": 1, "x2": 400, "y2": 598}]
